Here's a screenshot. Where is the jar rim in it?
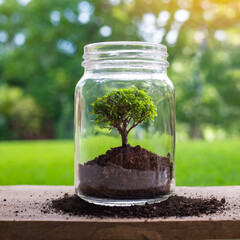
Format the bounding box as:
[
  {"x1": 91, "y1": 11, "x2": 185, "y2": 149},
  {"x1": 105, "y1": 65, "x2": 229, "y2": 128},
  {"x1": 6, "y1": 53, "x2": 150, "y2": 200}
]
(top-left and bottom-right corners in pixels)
[
  {"x1": 84, "y1": 41, "x2": 167, "y2": 51},
  {"x1": 84, "y1": 41, "x2": 168, "y2": 57}
]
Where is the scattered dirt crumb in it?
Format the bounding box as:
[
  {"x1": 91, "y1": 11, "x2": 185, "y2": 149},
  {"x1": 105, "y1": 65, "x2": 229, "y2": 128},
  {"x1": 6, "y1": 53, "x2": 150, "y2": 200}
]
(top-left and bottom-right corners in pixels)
[{"x1": 43, "y1": 194, "x2": 226, "y2": 219}]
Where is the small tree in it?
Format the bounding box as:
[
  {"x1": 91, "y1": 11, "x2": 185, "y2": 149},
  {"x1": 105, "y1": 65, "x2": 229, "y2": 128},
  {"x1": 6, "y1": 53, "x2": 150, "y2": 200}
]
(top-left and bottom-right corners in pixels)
[{"x1": 91, "y1": 86, "x2": 157, "y2": 147}]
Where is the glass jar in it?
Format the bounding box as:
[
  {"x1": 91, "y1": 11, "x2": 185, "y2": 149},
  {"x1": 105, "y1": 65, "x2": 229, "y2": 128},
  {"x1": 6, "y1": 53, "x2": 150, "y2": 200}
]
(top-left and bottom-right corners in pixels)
[{"x1": 74, "y1": 41, "x2": 175, "y2": 206}]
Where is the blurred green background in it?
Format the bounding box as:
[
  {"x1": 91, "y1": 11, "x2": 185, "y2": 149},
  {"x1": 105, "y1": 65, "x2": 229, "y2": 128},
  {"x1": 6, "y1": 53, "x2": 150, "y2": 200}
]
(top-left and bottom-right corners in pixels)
[{"x1": 0, "y1": 0, "x2": 239, "y2": 185}]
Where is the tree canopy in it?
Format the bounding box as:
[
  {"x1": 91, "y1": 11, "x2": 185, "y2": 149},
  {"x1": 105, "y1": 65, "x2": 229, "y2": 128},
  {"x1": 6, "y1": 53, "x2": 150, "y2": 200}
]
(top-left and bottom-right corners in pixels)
[{"x1": 91, "y1": 87, "x2": 157, "y2": 146}]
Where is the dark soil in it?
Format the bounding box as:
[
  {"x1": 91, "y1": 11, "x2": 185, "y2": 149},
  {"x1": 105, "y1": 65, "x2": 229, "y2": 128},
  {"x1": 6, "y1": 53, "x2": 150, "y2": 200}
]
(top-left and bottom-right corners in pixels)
[
  {"x1": 84, "y1": 144, "x2": 172, "y2": 171},
  {"x1": 47, "y1": 193, "x2": 226, "y2": 219},
  {"x1": 78, "y1": 145, "x2": 173, "y2": 199}
]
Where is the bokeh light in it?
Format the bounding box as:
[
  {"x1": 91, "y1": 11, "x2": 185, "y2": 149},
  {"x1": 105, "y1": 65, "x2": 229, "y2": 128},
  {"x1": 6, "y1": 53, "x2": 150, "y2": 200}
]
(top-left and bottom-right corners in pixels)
[
  {"x1": 99, "y1": 25, "x2": 112, "y2": 37},
  {"x1": 13, "y1": 33, "x2": 26, "y2": 46}
]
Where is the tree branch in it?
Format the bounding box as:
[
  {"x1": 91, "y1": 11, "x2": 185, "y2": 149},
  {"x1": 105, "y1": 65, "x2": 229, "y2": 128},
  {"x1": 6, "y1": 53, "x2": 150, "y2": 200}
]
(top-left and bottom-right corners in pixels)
[
  {"x1": 127, "y1": 116, "x2": 146, "y2": 134},
  {"x1": 127, "y1": 122, "x2": 138, "y2": 134},
  {"x1": 100, "y1": 126, "x2": 112, "y2": 130}
]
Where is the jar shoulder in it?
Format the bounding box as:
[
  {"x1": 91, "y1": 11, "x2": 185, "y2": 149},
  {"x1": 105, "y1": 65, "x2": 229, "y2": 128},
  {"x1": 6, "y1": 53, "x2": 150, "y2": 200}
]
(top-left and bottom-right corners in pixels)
[{"x1": 75, "y1": 72, "x2": 174, "y2": 93}]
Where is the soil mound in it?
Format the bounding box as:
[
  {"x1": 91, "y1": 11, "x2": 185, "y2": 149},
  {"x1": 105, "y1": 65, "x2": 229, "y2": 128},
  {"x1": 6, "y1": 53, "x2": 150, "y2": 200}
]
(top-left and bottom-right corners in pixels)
[{"x1": 85, "y1": 144, "x2": 171, "y2": 172}]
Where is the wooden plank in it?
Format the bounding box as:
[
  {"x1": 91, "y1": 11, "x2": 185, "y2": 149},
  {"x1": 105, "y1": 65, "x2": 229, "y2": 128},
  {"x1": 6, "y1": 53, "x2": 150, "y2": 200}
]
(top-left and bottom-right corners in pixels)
[{"x1": 0, "y1": 185, "x2": 240, "y2": 240}]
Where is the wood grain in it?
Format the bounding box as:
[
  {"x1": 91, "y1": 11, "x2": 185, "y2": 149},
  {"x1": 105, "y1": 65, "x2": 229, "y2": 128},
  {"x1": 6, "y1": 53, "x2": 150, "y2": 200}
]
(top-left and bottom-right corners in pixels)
[{"x1": 0, "y1": 185, "x2": 240, "y2": 240}]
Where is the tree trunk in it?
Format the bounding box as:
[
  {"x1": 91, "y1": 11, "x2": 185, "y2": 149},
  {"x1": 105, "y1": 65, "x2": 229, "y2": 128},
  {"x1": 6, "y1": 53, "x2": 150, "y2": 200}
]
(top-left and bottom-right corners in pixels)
[
  {"x1": 121, "y1": 132, "x2": 128, "y2": 147},
  {"x1": 190, "y1": 123, "x2": 202, "y2": 139}
]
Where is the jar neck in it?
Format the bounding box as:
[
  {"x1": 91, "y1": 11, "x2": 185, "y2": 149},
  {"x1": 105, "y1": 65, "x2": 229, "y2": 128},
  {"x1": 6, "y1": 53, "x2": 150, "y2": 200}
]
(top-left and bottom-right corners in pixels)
[
  {"x1": 84, "y1": 66, "x2": 168, "y2": 76},
  {"x1": 82, "y1": 41, "x2": 169, "y2": 73}
]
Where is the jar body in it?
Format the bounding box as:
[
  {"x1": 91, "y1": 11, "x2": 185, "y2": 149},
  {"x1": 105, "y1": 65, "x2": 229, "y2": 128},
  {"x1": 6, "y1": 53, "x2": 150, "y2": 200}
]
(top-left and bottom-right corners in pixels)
[{"x1": 74, "y1": 42, "x2": 175, "y2": 206}]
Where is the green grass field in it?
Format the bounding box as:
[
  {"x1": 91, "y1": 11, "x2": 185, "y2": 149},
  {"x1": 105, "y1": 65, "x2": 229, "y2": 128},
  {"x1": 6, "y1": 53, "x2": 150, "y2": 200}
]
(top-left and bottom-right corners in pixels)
[{"x1": 0, "y1": 139, "x2": 239, "y2": 186}]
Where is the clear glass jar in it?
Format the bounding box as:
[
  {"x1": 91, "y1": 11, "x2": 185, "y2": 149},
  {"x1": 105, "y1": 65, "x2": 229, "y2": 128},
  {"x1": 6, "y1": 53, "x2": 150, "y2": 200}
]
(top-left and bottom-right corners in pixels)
[{"x1": 74, "y1": 41, "x2": 175, "y2": 206}]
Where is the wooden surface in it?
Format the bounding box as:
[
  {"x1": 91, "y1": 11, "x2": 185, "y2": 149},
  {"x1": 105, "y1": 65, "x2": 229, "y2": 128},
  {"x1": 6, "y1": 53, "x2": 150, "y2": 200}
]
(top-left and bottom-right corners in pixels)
[{"x1": 0, "y1": 185, "x2": 240, "y2": 240}]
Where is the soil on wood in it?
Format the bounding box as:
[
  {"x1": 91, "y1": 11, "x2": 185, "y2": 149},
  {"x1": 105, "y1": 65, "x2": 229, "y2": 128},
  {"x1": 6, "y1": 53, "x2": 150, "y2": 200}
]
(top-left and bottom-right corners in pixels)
[
  {"x1": 78, "y1": 144, "x2": 173, "y2": 199},
  {"x1": 46, "y1": 193, "x2": 226, "y2": 219}
]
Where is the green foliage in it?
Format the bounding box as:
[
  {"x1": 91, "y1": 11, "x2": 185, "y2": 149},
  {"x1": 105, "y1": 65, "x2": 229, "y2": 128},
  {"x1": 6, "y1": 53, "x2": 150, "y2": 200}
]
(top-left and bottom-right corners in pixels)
[
  {"x1": 11, "y1": 96, "x2": 43, "y2": 138},
  {"x1": 0, "y1": 86, "x2": 23, "y2": 116},
  {"x1": 91, "y1": 87, "x2": 157, "y2": 145},
  {"x1": 0, "y1": 0, "x2": 240, "y2": 139},
  {"x1": 0, "y1": 0, "x2": 139, "y2": 140},
  {"x1": 0, "y1": 85, "x2": 43, "y2": 139}
]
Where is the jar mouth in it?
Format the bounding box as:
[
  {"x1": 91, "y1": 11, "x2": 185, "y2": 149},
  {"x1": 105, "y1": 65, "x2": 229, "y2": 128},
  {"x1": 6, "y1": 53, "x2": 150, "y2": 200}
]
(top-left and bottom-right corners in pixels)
[{"x1": 82, "y1": 41, "x2": 169, "y2": 70}]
